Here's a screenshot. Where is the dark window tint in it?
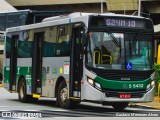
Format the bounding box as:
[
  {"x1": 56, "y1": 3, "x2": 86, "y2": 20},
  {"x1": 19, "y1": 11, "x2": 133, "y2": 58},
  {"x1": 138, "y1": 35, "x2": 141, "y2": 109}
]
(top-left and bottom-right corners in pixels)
[
  {"x1": 6, "y1": 36, "x2": 11, "y2": 58},
  {"x1": 18, "y1": 41, "x2": 33, "y2": 58},
  {"x1": 56, "y1": 25, "x2": 72, "y2": 56}
]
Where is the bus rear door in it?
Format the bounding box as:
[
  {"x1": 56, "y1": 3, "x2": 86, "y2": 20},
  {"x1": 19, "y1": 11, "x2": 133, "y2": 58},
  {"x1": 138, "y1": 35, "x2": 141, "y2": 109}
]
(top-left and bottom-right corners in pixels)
[{"x1": 32, "y1": 32, "x2": 44, "y2": 94}]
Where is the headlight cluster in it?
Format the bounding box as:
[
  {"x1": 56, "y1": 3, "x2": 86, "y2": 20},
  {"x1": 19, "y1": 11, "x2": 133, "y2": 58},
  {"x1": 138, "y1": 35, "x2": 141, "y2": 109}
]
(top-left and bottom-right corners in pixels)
[
  {"x1": 151, "y1": 81, "x2": 155, "y2": 87},
  {"x1": 87, "y1": 77, "x2": 101, "y2": 91},
  {"x1": 146, "y1": 80, "x2": 155, "y2": 91},
  {"x1": 146, "y1": 73, "x2": 155, "y2": 91}
]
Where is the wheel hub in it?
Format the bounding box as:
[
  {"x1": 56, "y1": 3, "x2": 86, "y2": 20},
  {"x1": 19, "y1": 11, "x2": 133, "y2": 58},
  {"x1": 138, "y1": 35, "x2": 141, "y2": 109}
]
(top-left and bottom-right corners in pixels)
[
  {"x1": 60, "y1": 87, "x2": 68, "y2": 103},
  {"x1": 20, "y1": 83, "x2": 25, "y2": 99}
]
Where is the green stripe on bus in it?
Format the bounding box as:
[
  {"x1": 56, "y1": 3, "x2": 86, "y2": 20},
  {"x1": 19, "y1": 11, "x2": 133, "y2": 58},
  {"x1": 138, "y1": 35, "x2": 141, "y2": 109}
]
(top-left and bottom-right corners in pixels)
[
  {"x1": 95, "y1": 76, "x2": 151, "y2": 90},
  {"x1": 4, "y1": 66, "x2": 46, "y2": 86},
  {"x1": 4, "y1": 67, "x2": 32, "y2": 85}
]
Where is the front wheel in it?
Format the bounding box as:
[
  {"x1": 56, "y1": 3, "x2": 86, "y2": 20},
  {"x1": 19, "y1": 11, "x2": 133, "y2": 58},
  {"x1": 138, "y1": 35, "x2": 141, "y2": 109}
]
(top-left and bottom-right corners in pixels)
[
  {"x1": 57, "y1": 81, "x2": 72, "y2": 108},
  {"x1": 111, "y1": 102, "x2": 129, "y2": 111}
]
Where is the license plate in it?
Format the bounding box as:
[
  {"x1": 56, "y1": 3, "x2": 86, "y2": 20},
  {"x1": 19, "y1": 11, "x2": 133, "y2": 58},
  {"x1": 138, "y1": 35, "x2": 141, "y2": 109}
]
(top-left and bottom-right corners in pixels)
[{"x1": 119, "y1": 93, "x2": 131, "y2": 99}]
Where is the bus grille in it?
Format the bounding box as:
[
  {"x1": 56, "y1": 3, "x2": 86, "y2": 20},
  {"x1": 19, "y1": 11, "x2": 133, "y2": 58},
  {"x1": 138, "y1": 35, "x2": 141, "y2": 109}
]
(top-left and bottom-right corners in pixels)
[{"x1": 86, "y1": 66, "x2": 154, "y2": 81}]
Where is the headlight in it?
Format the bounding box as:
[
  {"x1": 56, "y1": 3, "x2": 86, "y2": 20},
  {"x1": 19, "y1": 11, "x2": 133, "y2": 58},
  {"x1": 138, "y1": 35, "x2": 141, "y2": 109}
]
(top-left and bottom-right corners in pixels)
[
  {"x1": 146, "y1": 84, "x2": 151, "y2": 91},
  {"x1": 146, "y1": 81, "x2": 155, "y2": 91},
  {"x1": 95, "y1": 82, "x2": 101, "y2": 90},
  {"x1": 87, "y1": 77, "x2": 101, "y2": 91},
  {"x1": 151, "y1": 81, "x2": 155, "y2": 87},
  {"x1": 87, "y1": 77, "x2": 94, "y2": 85}
]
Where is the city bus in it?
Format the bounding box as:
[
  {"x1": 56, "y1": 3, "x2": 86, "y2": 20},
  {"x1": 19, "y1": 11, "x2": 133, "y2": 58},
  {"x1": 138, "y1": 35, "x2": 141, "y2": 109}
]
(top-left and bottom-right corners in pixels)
[{"x1": 3, "y1": 12, "x2": 155, "y2": 110}]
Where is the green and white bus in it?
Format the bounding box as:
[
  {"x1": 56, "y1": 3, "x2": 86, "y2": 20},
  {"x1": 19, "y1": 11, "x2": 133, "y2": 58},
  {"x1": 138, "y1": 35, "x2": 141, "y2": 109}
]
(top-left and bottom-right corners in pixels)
[{"x1": 3, "y1": 12, "x2": 155, "y2": 110}]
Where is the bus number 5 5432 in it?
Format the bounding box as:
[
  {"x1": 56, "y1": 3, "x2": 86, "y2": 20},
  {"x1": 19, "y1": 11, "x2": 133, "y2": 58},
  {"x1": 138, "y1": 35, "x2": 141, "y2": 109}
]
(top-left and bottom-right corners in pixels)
[{"x1": 129, "y1": 84, "x2": 144, "y2": 89}]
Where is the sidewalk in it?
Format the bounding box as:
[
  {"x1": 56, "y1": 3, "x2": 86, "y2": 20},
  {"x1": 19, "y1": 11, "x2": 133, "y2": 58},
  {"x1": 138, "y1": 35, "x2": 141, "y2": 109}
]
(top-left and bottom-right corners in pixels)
[{"x1": 130, "y1": 96, "x2": 160, "y2": 109}]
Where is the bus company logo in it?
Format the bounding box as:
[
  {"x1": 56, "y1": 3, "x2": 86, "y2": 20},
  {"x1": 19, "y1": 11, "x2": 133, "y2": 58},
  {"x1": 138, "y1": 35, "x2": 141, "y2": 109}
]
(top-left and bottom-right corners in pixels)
[
  {"x1": 123, "y1": 84, "x2": 128, "y2": 89},
  {"x1": 121, "y1": 78, "x2": 130, "y2": 80},
  {"x1": 1, "y1": 112, "x2": 42, "y2": 118},
  {"x1": 2, "y1": 112, "x2": 12, "y2": 117}
]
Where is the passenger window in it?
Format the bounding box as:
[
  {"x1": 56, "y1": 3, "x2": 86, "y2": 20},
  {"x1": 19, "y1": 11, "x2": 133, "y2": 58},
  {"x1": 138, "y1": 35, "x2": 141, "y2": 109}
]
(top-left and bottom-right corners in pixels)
[
  {"x1": 57, "y1": 25, "x2": 71, "y2": 56},
  {"x1": 43, "y1": 27, "x2": 57, "y2": 57},
  {"x1": 18, "y1": 31, "x2": 33, "y2": 58}
]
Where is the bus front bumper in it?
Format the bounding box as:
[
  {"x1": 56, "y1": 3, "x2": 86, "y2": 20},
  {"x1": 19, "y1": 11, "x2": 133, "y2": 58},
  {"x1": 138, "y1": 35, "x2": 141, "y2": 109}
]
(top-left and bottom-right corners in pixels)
[
  {"x1": 81, "y1": 80, "x2": 155, "y2": 103},
  {"x1": 102, "y1": 85, "x2": 155, "y2": 102}
]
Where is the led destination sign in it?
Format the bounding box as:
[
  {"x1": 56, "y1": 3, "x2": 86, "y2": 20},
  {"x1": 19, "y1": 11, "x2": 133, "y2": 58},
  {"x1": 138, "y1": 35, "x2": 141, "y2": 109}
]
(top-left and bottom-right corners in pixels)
[{"x1": 105, "y1": 18, "x2": 146, "y2": 29}]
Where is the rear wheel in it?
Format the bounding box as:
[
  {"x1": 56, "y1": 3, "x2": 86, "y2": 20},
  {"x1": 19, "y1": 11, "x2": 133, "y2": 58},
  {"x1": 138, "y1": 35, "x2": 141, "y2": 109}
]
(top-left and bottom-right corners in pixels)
[
  {"x1": 18, "y1": 78, "x2": 38, "y2": 103},
  {"x1": 111, "y1": 102, "x2": 129, "y2": 111},
  {"x1": 57, "y1": 81, "x2": 72, "y2": 108}
]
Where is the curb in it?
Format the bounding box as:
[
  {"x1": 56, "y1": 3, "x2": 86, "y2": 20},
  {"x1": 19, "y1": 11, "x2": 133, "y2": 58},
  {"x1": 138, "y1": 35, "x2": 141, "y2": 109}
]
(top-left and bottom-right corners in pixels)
[{"x1": 129, "y1": 103, "x2": 160, "y2": 110}]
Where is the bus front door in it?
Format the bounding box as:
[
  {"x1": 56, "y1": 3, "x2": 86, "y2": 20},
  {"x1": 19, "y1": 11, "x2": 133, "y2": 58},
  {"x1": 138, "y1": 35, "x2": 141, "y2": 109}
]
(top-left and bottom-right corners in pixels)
[
  {"x1": 70, "y1": 26, "x2": 83, "y2": 98},
  {"x1": 9, "y1": 35, "x2": 18, "y2": 91},
  {"x1": 32, "y1": 32, "x2": 44, "y2": 94}
]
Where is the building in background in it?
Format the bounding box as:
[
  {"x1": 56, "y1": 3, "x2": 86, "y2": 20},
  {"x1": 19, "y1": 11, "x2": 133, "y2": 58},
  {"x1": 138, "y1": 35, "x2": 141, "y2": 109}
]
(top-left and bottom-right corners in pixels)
[
  {"x1": 5, "y1": 0, "x2": 160, "y2": 37},
  {"x1": 6, "y1": 0, "x2": 107, "y2": 13},
  {"x1": 5, "y1": 0, "x2": 160, "y2": 23},
  {"x1": 0, "y1": 0, "x2": 17, "y2": 12}
]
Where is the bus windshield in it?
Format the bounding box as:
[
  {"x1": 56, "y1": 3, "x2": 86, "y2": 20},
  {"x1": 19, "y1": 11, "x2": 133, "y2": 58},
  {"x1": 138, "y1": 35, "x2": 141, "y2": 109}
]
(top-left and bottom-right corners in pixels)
[{"x1": 86, "y1": 31, "x2": 153, "y2": 70}]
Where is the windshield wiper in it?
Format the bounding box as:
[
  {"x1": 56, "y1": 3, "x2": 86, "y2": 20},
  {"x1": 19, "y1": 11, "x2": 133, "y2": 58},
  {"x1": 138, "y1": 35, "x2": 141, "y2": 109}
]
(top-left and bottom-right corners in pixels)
[
  {"x1": 130, "y1": 31, "x2": 141, "y2": 47},
  {"x1": 107, "y1": 32, "x2": 121, "y2": 47}
]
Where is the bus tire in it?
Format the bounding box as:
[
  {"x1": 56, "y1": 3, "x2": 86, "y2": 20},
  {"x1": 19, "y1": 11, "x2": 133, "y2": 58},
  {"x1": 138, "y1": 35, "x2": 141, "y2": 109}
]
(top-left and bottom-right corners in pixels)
[
  {"x1": 18, "y1": 78, "x2": 38, "y2": 103},
  {"x1": 57, "y1": 81, "x2": 71, "y2": 109},
  {"x1": 111, "y1": 102, "x2": 129, "y2": 111},
  {"x1": 18, "y1": 78, "x2": 29, "y2": 102}
]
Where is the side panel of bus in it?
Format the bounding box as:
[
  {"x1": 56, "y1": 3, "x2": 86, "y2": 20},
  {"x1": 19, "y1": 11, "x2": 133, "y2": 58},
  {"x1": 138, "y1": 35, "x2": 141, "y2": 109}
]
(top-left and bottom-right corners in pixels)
[
  {"x1": 3, "y1": 31, "x2": 33, "y2": 93},
  {"x1": 41, "y1": 25, "x2": 71, "y2": 97},
  {"x1": 4, "y1": 24, "x2": 77, "y2": 97}
]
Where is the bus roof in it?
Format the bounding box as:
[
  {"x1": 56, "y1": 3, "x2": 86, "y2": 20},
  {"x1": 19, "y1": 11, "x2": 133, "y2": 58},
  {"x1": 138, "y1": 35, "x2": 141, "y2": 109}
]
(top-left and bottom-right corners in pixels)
[
  {"x1": 42, "y1": 12, "x2": 148, "y2": 22},
  {"x1": 6, "y1": 12, "x2": 149, "y2": 33},
  {"x1": 42, "y1": 12, "x2": 95, "y2": 22}
]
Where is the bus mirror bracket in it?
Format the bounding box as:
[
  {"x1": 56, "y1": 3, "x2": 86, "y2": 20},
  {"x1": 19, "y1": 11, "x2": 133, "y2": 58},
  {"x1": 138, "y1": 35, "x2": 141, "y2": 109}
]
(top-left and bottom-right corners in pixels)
[
  {"x1": 81, "y1": 33, "x2": 87, "y2": 54},
  {"x1": 82, "y1": 33, "x2": 87, "y2": 47}
]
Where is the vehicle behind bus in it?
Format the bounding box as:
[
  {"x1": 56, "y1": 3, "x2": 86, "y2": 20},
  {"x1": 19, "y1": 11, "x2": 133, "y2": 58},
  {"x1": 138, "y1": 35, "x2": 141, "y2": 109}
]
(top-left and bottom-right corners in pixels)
[{"x1": 0, "y1": 31, "x2": 5, "y2": 83}]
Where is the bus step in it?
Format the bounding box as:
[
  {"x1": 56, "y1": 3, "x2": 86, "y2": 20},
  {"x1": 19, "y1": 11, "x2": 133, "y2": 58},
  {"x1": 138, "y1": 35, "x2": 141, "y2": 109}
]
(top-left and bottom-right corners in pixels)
[
  {"x1": 70, "y1": 97, "x2": 80, "y2": 100},
  {"x1": 33, "y1": 94, "x2": 40, "y2": 98}
]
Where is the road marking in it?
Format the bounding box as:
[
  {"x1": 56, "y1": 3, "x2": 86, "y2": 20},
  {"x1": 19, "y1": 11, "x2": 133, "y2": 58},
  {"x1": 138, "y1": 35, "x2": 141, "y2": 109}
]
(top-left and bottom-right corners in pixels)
[{"x1": 0, "y1": 106, "x2": 42, "y2": 108}]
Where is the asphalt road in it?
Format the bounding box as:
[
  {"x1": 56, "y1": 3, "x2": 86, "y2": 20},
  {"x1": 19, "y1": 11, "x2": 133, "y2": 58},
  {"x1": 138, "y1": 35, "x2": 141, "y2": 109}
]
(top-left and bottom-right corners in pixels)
[{"x1": 0, "y1": 87, "x2": 160, "y2": 119}]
